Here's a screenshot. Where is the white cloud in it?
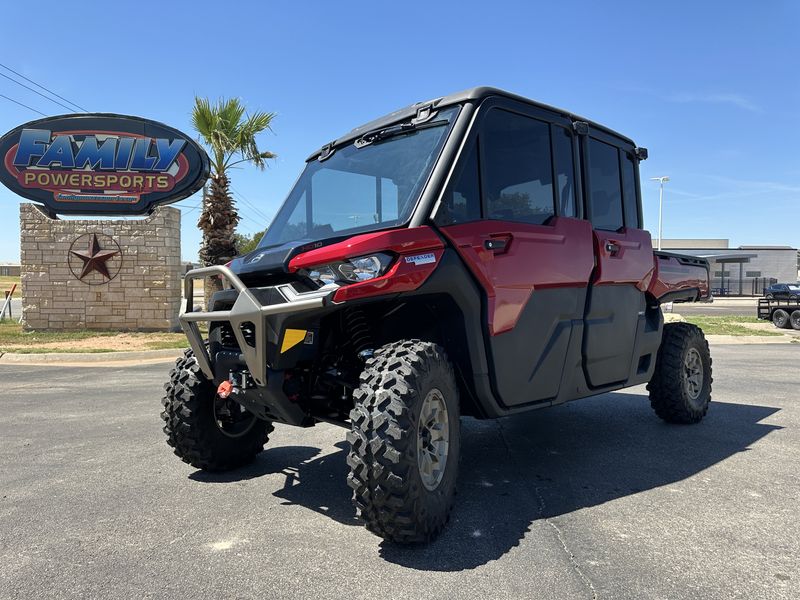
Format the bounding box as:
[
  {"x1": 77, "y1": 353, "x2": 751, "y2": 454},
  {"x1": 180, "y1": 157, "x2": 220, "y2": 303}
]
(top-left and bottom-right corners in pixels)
[{"x1": 664, "y1": 92, "x2": 762, "y2": 113}]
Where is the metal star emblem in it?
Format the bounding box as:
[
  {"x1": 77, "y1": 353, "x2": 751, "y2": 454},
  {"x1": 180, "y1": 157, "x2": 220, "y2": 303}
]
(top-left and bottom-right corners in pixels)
[{"x1": 69, "y1": 233, "x2": 120, "y2": 280}]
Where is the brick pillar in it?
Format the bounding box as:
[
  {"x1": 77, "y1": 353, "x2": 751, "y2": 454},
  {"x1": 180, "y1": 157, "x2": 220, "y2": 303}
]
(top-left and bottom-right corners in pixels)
[{"x1": 19, "y1": 203, "x2": 182, "y2": 331}]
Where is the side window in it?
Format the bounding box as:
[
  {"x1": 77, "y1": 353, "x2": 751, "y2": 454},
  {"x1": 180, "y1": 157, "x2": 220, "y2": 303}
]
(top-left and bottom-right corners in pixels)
[
  {"x1": 621, "y1": 152, "x2": 640, "y2": 228},
  {"x1": 552, "y1": 126, "x2": 576, "y2": 217},
  {"x1": 435, "y1": 141, "x2": 481, "y2": 225},
  {"x1": 587, "y1": 138, "x2": 623, "y2": 231},
  {"x1": 482, "y1": 109, "x2": 555, "y2": 225}
]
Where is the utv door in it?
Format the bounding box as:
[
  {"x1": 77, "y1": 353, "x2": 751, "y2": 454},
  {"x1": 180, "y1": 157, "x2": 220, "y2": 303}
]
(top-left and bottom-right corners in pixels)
[
  {"x1": 581, "y1": 136, "x2": 655, "y2": 388},
  {"x1": 436, "y1": 102, "x2": 594, "y2": 407}
]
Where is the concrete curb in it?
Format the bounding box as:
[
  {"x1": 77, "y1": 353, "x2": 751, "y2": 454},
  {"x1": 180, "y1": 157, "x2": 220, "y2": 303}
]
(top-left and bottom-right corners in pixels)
[
  {"x1": 707, "y1": 335, "x2": 797, "y2": 345},
  {"x1": 0, "y1": 348, "x2": 184, "y2": 366}
]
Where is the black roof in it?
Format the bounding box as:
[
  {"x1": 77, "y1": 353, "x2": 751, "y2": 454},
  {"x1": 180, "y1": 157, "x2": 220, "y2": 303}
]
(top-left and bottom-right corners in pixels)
[{"x1": 310, "y1": 86, "x2": 637, "y2": 160}]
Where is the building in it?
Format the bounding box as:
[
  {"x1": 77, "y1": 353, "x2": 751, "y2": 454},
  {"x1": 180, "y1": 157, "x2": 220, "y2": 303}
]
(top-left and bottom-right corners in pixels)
[
  {"x1": 0, "y1": 263, "x2": 21, "y2": 277},
  {"x1": 661, "y1": 239, "x2": 798, "y2": 296}
]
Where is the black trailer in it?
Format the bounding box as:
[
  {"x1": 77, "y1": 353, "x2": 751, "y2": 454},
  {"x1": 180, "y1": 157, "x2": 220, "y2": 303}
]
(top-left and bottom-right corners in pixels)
[{"x1": 757, "y1": 298, "x2": 800, "y2": 329}]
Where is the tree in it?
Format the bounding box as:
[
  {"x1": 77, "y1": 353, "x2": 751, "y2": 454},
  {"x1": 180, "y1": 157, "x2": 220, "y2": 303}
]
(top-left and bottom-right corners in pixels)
[
  {"x1": 232, "y1": 229, "x2": 266, "y2": 256},
  {"x1": 191, "y1": 97, "x2": 275, "y2": 301}
]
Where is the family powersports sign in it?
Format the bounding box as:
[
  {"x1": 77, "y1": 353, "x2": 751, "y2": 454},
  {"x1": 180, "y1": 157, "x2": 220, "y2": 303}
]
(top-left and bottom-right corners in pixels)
[{"x1": 0, "y1": 114, "x2": 209, "y2": 215}]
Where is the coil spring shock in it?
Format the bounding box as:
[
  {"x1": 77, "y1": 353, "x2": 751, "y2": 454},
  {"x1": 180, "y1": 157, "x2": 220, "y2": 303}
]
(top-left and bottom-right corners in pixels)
[{"x1": 343, "y1": 308, "x2": 374, "y2": 358}]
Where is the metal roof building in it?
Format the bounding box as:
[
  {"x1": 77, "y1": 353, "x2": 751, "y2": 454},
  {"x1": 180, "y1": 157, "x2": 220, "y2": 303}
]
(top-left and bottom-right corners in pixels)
[{"x1": 660, "y1": 240, "x2": 798, "y2": 296}]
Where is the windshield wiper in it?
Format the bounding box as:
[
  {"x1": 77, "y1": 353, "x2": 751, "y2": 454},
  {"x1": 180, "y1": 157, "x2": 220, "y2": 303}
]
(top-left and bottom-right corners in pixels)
[{"x1": 353, "y1": 118, "x2": 449, "y2": 149}]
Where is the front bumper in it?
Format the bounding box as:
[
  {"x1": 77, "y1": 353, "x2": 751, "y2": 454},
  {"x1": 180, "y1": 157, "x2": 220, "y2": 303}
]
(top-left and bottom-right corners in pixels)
[{"x1": 180, "y1": 265, "x2": 334, "y2": 386}]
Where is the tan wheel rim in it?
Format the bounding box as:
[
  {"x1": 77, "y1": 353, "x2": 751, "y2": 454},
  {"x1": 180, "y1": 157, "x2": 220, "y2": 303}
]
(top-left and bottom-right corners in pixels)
[
  {"x1": 684, "y1": 348, "x2": 704, "y2": 401},
  {"x1": 417, "y1": 388, "x2": 450, "y2": 491}
]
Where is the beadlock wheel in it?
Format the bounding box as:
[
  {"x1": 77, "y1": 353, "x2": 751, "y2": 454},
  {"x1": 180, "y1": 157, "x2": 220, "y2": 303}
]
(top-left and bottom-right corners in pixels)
[
  {"x1": 683, "y1": 347, "x2": 704, "y2": 402},
  {"x1": 347, "y1": 339, "x2": 461, "y2": 543},
  {"x1": 417, "y1": 388, "x2": 450, "y2": 491},
  {"x1": 213, "y1": 396, "x2": 259, "y2": 439},
  {"x1": 648, "y1": 322, "x2": 712, "y2": 424},
  {"x1": 161, "y1": 349, "x2": 272, "y2": 471}
]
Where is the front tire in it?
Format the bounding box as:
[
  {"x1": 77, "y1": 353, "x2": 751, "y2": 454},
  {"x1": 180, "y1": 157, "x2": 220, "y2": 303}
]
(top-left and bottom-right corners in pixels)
[
  {"x1": 347, "y1": 340, "x2": 460, "y2": 544},
  {"x1": 648, "y1": 323, "x2": 712, "y2": 424},
  {"x1": 161, "y1": 349, "x2": 272, "y2": 471},
  {"x1": 791, "y1": 310, "x2": 800, "y2": 331}
]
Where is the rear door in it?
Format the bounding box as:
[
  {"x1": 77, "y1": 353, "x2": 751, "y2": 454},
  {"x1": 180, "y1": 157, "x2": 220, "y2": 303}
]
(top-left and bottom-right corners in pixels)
[
  {"x1": 581, "y1": 135, "x2": 655, "y2": 387},
  {"x1": 435, "y1": 101, "x2": 595, "y2": 407}
]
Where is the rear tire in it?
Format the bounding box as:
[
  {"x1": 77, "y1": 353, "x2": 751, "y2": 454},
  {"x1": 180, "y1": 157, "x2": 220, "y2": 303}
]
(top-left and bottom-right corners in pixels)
[
  {"x1": 648, "y1": 323, "x2": 712, "y2": 424},
  {"x1": 773, "y1": 309, "x2": 791, "y2": 329},
  {"x1": 161, "y1": 349, "x2": 272, "y2": 471},
  {"x1": 347, "y1": 339, "x2": 460, "y2": 544},
  {"x1": 791, "y1": 310, "x2": 800, "y2": 331},
  {"x1": 766, "y1": 293, "x2": 774, "y2": 299}
]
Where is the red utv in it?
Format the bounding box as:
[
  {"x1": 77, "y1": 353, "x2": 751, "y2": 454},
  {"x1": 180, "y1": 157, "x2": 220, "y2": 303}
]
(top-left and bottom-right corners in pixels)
[{"x1": 163, "y1": 88, "x2": 713, "y2": 543}]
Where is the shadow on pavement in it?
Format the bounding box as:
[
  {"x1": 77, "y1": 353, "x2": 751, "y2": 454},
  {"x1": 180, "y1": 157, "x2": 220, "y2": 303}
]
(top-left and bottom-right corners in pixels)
[{"x1": 191, "y1": 393, "x2": 781, "y2": 572}]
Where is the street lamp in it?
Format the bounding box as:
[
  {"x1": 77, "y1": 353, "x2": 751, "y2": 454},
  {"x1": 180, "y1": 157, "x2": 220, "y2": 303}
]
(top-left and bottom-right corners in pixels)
[{"x1": 650, "y1": 176, "x2": 670, "y2": 251}]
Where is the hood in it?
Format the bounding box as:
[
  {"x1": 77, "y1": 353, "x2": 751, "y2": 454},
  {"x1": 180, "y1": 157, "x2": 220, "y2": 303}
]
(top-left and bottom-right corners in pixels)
[{"x1": 229, "y1": 237, "x2": 340, "y2": 279}]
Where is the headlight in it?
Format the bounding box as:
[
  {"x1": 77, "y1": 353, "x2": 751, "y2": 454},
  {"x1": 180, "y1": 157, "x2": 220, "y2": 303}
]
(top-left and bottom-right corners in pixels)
[{"x1": 307, "y1": 253, "x2": 393, "y2": 287}]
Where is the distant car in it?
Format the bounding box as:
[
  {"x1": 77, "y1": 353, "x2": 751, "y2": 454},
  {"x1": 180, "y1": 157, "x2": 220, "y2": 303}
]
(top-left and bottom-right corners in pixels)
[{"x1": 764, "y1": 283, "x2": 800, "y2": 300}]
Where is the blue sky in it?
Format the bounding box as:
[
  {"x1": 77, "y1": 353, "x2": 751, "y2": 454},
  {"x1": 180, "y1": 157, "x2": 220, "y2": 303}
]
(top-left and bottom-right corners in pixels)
[{"x1": 0, "y1": 0, "x2": 798, "y2": 262}]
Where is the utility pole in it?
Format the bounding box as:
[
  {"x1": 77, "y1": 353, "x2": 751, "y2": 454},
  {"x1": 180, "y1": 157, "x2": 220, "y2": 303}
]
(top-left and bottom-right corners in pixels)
[{"x1": 650, "y1": 176, "x2": 670, "y2": 251}]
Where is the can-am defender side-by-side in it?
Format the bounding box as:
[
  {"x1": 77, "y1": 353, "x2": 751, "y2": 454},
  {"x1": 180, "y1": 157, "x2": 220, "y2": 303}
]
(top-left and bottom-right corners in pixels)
[{"x1": 162, "y1": 87, "x2": 713, "y2": 543}]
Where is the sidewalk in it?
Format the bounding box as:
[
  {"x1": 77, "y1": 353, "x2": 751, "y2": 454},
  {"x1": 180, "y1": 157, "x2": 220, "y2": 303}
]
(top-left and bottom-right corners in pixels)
[{"x1": 0, "y1": 348, "x2": 183, "y2": 366}]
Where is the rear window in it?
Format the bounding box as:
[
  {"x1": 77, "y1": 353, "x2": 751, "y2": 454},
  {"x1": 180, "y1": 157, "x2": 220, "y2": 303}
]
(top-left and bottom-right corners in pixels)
[
  {"x1": 587, "y1": 138, "x2": 623, "y2": 231},
  {"x1": 621, "y1": 152, "x2": 639, "y2": 228}
]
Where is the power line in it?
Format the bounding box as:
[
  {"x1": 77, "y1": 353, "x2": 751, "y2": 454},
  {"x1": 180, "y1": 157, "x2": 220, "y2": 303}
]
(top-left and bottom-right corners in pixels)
[
  {"x1": 0, "y1": 71, "x2": 81, "y2": 114},
  {"x1": 0, "y1": 93, "x2": 47, "y2": 117},
  {"x1": 0, "y1": 62, "x2": 88, "y2": 112},
  {"x1": 235, "y1": 195, "x2": 271, "y2": 223},
  {"x1": 231, "y1": 185, "x2": 272, "y2": 222},
  {"x1": 176, "y1": 198, "x2": 262, "y2": 232},
  {"x1": 173, "y1": 202, "x2": 201, "y2": 215}
]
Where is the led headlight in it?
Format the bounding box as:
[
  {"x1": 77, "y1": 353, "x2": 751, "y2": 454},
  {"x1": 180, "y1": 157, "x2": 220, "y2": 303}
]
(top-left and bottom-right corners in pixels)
[{"x1": 307, "y1": 252, "x2": 393, "y2": 287}]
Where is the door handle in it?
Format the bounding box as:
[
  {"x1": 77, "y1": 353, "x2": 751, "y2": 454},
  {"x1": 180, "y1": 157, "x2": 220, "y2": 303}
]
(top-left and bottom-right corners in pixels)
[
  {"x1": 484, "y1": 234, "x2": 512, "y2": 253},
  {"x1": 484, "y1": 238, "x2": 507, "y2": 251},
  {"x1": 605, "y1": 241, "x2": 620, "y2": 255}
]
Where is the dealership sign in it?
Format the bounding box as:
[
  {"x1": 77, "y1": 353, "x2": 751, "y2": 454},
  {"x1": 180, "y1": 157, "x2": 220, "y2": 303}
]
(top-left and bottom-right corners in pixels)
[{"x1": 0, "y1": 114, "x2": 209, "y2": 215}]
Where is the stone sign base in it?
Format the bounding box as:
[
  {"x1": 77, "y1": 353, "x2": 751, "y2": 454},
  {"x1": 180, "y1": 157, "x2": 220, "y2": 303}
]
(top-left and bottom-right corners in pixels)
[{"x1": 20, "y1": 203, "x2": 181, "y2": 331}]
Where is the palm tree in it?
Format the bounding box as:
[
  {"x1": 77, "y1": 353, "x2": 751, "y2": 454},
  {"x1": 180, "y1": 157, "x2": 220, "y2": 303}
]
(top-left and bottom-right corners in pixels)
[{"x1": 191, "y1": 97, "x2": 275, "y2": 301}]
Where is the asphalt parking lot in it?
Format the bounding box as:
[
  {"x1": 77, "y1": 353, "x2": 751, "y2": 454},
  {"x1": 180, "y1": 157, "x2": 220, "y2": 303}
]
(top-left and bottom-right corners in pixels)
[{"x1": 1, "y1": 344, "x2": 797, "y2": 599}]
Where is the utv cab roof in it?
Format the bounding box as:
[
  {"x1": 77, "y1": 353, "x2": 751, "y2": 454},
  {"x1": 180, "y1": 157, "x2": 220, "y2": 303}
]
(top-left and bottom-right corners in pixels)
[{"x1": 309, "y1": 86, "x2": 639, "y2": 161}]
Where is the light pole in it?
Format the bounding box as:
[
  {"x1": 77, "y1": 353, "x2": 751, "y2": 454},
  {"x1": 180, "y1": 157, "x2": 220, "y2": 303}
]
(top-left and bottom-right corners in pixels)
[{"x1": 650, "y1": 176, "x2": 670, "y2": 251}]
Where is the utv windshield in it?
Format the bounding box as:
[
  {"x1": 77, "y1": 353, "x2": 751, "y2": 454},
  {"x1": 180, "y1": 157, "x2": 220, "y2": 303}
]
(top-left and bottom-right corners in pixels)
[{"x1": 259, "y1": 107, "x2": 458, "y2": 248}]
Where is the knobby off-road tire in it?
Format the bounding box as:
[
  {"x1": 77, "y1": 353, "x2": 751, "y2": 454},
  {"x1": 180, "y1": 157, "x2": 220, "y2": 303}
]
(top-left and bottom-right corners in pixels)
[
  {"x1": 347, "y1": 340, "x2": 461, "y2": 544},
  {"x1": 647, "y1": 322, "x2": 713, "y2": 424},
  {"x1": 772, "y1": 309, "x2": 791, "y2": 329},
  {"x1": 791, "y1": 310, "x2": 800, "y2": 331},
  {"x1": 161, "y1": 349, "x2": 273, "y2": 471}
]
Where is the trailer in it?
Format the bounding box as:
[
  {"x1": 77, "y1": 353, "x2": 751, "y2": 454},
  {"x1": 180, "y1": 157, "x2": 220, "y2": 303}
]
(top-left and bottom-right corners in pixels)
[{"x1": 757, "y1": 298, "x2": 800, "y2": 330}]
